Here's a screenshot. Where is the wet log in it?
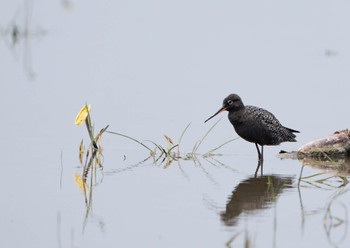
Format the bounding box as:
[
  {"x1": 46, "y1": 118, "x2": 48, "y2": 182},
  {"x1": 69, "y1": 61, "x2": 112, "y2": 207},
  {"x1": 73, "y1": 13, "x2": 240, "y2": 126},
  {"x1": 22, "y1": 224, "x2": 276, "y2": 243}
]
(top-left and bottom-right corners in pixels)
[
  {"x1": 297, "y1": 129, "x2": 350, "y2": 158},
  {"x1": 277, "y1": 130, "x2": 350, "y2": 176}
]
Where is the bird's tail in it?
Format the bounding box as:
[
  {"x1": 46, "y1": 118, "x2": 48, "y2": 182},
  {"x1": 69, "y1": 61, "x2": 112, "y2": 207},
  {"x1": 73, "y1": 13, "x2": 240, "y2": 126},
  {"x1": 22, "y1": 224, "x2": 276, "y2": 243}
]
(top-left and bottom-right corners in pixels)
[
  {"x1": 286, "y1": 127, "x2": 300, "y2": 133},
  {"x1": 281, "y1": 126, "x2": 299, "y2": 142}
]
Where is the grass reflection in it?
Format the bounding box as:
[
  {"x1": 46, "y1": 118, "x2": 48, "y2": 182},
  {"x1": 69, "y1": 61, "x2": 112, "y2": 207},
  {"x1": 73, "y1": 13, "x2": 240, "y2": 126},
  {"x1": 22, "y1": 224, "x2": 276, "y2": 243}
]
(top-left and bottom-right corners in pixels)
[
  {"x1": 226, "y1": 230, "x2": 254, "y2": 248},
  {"x1": 298, "y1": 165, "x2": 349, "y2": 247},
  {"x1": 323, "y1": 188, "x2": 349, "y2": 246},
  {"x1": 0, "y1": 0, "x2": 47, "y2": 79}
]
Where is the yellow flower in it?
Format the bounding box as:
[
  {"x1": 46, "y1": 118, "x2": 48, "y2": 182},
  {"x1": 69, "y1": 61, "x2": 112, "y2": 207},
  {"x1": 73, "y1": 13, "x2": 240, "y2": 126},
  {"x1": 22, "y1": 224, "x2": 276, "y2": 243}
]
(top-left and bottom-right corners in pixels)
[
  {"x1": 74, "y1": 173, "x2": 88, "y2": 192},
  {"x1": 75, "y1": 104, "x2": 91, "y2": 125}
]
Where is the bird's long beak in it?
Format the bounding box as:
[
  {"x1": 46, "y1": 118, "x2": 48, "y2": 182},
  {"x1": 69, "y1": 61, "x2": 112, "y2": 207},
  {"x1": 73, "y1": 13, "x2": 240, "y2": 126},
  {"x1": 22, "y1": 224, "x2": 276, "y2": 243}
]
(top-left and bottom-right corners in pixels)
[{"x1": 204, "y1": 106, "x2": 226, "y2": 123}]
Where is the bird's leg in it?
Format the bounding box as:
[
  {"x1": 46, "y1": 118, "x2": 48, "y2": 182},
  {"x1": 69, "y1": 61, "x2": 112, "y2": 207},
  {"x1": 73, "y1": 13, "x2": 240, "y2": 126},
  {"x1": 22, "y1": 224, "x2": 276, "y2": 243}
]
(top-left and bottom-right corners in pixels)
[
  {"x1": 254, "y1": 160, "x2": 261, "y2": 177},
  {"x1": 254, "y1": 160, "x2": 264, "y2": 177},
  {"x1": 260, "y1": 147, "x2": 264, "y2": 176},
  {"x1": 255, "y1": 143, "x2": 262, "y2": 161},
  {"x1": 254, "y1": 144, "x2": 264, "y2": 176},
  {"x1": 254, "y1": 143, "x2": 264, "y2": 163}
]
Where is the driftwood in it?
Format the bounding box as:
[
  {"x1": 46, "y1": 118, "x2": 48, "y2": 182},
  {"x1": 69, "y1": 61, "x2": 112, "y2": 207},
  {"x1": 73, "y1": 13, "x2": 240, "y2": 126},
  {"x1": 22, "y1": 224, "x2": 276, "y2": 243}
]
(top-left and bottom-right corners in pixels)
[
  {"x1": 298, "y1": 129, "x2": 350, "y2": 158},
  {"x1": 278, "y1": 129, "x2": 350, "y2": 176}
]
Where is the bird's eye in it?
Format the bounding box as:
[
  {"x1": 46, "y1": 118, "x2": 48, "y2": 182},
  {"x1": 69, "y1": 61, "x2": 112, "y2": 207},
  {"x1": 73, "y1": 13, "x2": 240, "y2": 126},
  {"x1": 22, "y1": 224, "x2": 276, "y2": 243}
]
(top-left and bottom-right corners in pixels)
[{"x1": 227, "y1": 100, "x2": 233, "y2": 105}]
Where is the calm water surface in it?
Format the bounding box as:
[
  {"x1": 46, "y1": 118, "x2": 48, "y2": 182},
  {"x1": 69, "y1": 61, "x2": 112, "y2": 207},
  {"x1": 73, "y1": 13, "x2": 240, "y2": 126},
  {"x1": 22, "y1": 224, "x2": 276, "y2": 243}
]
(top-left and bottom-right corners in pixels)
[{"x1": 1, "y1": 1, "x2": 350, "y2": 247}]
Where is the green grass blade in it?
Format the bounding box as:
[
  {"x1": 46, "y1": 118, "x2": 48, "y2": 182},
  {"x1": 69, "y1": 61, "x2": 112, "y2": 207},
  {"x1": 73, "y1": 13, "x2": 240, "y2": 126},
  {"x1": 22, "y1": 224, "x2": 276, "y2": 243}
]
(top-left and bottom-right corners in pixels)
[
  {"x1": 106, "y1": 130, "x2": 153, "y2": 152},
  {"x1": 301, "y1": 173, "x2": 325, "y2": 180},
  {"x1": 204, "y1": 137, "x2": 239, "y2": 156},
  {"x1": 193, "y1": 118, "x2": 222, "y2": 154},
  {"x1": 178, "y1": 122, "x2": 191, "y2": 147}
]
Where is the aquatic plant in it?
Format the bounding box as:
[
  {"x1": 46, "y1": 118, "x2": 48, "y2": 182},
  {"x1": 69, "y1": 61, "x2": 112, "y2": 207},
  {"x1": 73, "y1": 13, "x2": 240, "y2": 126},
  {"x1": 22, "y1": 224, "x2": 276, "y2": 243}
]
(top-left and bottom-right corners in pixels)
[
  {"x1": 75, "y1": 103, "x2": 239, "y2": 180},
  {"x1": 106, "y1": 119, "x2": 237, "y2": 166},
  {"x1": 74, "y1": 104, "x2": 108, "y2": 217}
]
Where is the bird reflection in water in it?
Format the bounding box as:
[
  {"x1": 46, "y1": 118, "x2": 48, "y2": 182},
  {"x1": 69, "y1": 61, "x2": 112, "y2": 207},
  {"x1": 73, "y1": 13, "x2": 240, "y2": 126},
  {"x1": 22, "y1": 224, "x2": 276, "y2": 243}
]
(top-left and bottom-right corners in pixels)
[{"x1": 221, "y1": 175, "x2": 294, "y2": 226}]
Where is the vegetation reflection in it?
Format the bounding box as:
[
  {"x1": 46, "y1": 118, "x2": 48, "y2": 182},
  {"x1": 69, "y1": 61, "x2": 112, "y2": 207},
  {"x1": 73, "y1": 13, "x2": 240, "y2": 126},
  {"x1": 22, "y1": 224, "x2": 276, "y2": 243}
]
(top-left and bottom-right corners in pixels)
[{"x1": 298, "y1": 164, "x2": 349, "y2": 247}]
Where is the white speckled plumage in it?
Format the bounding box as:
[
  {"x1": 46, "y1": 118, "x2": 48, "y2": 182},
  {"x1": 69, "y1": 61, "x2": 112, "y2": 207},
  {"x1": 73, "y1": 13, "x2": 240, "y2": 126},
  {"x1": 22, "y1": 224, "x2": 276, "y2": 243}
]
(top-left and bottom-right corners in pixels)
[{"x1": 205, "y1": 94, "x2": 299, "y2": 162}]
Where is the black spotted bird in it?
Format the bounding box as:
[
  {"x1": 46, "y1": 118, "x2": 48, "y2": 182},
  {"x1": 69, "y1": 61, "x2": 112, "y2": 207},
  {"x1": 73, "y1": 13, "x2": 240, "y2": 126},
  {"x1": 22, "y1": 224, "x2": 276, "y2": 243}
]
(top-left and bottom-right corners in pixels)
[{"x1": 205, "y1": 94, "x2": 299, "y2": 162}]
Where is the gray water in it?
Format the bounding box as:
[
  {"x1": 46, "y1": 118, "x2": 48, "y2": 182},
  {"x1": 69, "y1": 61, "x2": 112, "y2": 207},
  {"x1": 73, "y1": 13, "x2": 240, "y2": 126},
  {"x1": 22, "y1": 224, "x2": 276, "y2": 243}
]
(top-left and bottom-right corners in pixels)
[{"x1": 1, "y1": 0, "x2": 350, "y2": 247}]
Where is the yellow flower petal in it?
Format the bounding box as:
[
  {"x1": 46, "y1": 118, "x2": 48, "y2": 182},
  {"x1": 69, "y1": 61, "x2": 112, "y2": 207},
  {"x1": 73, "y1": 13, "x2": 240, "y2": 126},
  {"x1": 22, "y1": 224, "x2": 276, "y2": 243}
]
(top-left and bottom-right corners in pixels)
[
  {"x1": 74, "y1": 173, "x2": 88, "y2": 192},
  {"x1": 75, "y1": 104, "x2": 91, "y2": 125}
]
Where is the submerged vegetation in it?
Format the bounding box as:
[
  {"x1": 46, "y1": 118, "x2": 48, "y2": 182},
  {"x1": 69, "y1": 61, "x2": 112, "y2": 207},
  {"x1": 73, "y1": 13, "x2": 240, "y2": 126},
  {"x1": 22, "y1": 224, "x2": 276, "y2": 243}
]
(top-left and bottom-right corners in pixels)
[
  {"x1": 74, "y1": 104, "x2": 238, "y2": 167},
  {"x1": 106, "y1": 119, "x2": 238, "y2": 165}
]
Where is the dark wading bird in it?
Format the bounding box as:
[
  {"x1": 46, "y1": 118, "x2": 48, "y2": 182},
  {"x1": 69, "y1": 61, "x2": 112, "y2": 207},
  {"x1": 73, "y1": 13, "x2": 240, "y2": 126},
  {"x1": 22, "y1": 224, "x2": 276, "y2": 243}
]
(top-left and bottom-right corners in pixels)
[{"x1": 205, "y1": 94, "x2": 299, "y2": 163}]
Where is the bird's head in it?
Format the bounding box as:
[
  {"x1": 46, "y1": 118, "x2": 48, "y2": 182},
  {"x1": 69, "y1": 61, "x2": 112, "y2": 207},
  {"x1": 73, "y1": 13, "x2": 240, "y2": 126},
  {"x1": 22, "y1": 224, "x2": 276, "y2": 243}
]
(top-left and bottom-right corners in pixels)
[{"x1": 204, "y1": 94, "x2": 244, "y2": 123}]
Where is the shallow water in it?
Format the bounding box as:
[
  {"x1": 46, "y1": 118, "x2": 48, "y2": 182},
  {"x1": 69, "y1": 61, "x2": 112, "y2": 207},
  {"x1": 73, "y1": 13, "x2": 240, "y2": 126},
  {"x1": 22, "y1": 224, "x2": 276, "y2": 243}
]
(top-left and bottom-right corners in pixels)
[{"x1": 1, "y1": 1, "x2": 350, "y2": 247}]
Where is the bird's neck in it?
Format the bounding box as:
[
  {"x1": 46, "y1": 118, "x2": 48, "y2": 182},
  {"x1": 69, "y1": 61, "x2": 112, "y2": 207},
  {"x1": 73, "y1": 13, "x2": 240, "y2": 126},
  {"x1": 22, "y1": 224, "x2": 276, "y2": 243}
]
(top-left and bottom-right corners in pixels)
[{"x1": 228, "y1": 107, "x2": 245, "y2": 126}]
